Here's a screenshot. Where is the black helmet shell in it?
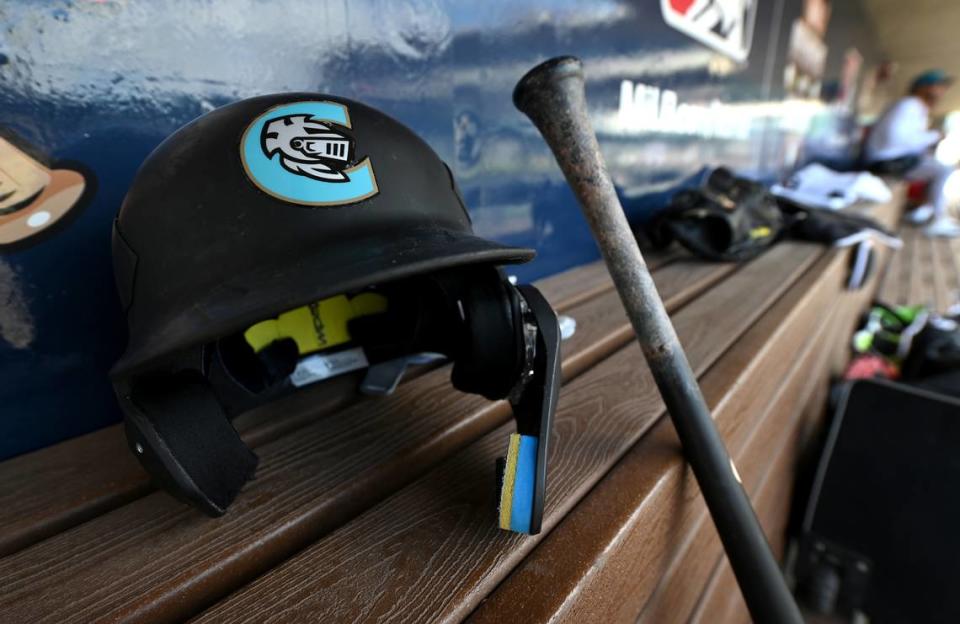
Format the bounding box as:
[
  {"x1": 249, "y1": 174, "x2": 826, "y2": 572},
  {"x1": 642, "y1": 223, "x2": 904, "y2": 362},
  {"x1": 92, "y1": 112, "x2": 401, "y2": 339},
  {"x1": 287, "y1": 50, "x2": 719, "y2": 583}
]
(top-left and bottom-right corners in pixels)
[{"x1": 111, "y1": 93, "x2": 533, "y2": 377}]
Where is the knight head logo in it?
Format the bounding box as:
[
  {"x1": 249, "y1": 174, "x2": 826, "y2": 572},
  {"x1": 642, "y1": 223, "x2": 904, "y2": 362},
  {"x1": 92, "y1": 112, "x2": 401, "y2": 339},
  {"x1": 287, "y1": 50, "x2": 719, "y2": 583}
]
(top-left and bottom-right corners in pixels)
[
  {"x1": 262, "y1": 115, "x2": 354, "y2": 182},
  {"x1": 241, "y1": 101, "x2": 379, "y2": 206}
]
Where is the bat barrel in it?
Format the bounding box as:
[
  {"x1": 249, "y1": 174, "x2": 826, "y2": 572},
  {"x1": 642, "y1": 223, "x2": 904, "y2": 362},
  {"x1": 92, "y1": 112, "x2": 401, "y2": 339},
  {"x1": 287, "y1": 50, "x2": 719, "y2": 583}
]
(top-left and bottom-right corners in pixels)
[{"x1": 514, "y1": 56, "x2": 803, "y2": 624}]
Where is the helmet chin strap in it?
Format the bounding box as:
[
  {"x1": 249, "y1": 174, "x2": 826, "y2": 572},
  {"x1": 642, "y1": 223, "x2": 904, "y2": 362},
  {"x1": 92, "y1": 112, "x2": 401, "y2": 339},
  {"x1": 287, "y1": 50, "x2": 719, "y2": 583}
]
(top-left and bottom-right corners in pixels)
[
  {"x1": 501, "y1": 285, "x2": 560, "y2": 535},
  {"x1": 118, "y1": 269, "x2": 560, "y2": 531}
]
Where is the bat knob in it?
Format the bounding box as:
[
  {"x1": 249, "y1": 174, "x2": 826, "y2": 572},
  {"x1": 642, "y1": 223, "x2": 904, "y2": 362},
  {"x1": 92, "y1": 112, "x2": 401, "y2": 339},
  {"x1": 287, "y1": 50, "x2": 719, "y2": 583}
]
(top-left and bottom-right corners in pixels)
[{"x1": 512, "y1": 56, "x2": 584, "y2": 116}]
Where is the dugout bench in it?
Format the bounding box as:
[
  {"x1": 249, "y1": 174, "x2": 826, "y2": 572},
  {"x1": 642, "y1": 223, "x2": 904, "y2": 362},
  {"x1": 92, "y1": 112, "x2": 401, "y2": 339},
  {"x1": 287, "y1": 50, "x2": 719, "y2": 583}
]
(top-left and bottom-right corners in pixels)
[{"x1": 0, "y1": 187, "x2": 903, "y2": 623}]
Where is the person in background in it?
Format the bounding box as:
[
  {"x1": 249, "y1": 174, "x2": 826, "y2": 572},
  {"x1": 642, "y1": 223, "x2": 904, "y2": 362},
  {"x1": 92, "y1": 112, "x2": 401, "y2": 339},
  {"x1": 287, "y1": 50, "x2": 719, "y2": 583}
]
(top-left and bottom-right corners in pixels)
[{"x1": 865, "y1": 70, "x2": 958, "y2": 237}]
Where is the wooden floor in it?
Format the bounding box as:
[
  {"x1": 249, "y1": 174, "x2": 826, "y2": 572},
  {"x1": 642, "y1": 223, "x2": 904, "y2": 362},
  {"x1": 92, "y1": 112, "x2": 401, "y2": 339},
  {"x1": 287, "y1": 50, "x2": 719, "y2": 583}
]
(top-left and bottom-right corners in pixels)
[
  {"x1": 878, "y1": 223, "x2": 960, "y2": 314},
  {"x1": 0, "y1": 191, "x2": 903, "y2": 623}
]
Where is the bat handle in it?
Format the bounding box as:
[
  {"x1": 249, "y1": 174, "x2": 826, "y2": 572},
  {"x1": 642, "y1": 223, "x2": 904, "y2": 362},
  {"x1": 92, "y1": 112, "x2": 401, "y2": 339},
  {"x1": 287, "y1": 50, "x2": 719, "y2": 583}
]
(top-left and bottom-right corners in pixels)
[{"x1": 514, "y1": 56, "x2": 803, "y2": 624}]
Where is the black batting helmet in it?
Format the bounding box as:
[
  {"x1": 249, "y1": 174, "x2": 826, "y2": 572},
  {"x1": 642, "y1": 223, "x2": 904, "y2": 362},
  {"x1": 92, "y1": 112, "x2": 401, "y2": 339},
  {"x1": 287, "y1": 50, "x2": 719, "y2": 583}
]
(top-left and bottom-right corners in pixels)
[{"x1": 110, "y1": 94, "x2": 558, "y2": 534}]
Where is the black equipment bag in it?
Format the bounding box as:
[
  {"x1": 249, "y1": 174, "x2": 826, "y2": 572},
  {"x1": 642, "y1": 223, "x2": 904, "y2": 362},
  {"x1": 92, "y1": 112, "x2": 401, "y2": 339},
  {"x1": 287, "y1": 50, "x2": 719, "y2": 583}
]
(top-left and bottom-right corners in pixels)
[
  {"x1": 650, "y1": 167, "x2": 783, "y2": 262},
  {"x1": 901, "y1": 321, "x2": 960, "y2": 382},
  {"x1": 797, "y1": 379, "x2": 960, "y2": 623}
]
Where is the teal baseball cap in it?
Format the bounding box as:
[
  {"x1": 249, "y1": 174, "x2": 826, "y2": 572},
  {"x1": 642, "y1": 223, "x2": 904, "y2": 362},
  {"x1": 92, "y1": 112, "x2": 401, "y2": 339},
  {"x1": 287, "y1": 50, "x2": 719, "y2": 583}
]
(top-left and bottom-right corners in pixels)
[{"x1": 911, "y1": 69, "x2": 953, "y2": 91}]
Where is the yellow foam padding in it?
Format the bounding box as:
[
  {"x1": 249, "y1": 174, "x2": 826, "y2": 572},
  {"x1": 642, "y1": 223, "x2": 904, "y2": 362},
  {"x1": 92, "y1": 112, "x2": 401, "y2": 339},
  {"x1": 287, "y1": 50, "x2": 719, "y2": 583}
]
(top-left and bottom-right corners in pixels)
[
  {"x1": 498, "y1": 434, "x2": 522, "y2": 530},
  {"x1": 244, "y1": 292, "x2": 387, "y2": 355}
]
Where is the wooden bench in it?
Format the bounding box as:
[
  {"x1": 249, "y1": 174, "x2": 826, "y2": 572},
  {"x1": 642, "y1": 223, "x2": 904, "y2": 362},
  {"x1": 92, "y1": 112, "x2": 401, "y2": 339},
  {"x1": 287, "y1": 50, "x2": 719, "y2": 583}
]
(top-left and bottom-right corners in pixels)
[{"x1": 0, "y1": 190, "x2": 902, "y2": 623}]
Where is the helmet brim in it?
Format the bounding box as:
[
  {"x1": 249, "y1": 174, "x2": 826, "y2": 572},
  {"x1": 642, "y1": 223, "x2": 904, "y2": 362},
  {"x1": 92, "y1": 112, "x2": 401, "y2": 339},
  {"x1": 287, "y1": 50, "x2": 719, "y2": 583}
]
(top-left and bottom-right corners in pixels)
[{"x1": 111, "y1": 229, "x2": 534, "y2": 378}]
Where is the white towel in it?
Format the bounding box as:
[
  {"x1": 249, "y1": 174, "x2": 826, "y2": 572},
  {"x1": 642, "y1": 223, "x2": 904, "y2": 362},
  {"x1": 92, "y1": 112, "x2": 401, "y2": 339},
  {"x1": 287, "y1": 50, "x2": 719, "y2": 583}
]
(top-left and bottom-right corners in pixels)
[{"x1": 771, "y1": 163, "x2": 893, "y2": 210}]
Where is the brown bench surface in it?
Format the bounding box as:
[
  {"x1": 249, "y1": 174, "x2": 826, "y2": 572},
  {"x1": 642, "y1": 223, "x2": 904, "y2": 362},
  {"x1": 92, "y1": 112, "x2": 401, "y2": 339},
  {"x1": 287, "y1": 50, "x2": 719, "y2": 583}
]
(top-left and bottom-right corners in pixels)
[{"x1": 0, "y1": 189, "x2": 902, "y2": 624}]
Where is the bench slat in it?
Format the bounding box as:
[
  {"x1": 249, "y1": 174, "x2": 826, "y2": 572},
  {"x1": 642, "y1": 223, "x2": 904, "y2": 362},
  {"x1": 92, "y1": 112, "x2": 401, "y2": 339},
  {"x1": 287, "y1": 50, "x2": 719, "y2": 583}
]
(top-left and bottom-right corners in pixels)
[
  {"x1": 894, "y1": 229, "x2": 911, "y2": 306},
  {"x1": 930, "y1": 236, "x2": 956, "y2": 313},
  {"x1": 189, "y1": 243, "x2": 821, "y2": 624},
  {"x1": 689, "y1": 548, "x2": 738, "y2": 623},
  {"x1": 949, "y1": 237, "x2": 960, "y2": 305},
  {"x1": 920, "y1": 231, "x2": 938, "y2": 308},
  {"x1": 0, "y1": 255, "x2": 686, "y2": 559},
  {"x1": 907, "y1": 227, "x2": 931, "y2": 306},
  {"x1": 0, "y1": 256, "x2": 729, "y2": 623},
  {"x1": 897, "y1": 226, "x2": 914, "y2": 304},
  {"x1": 878, "y1": 227, "x2": 905, "y2": 305}
]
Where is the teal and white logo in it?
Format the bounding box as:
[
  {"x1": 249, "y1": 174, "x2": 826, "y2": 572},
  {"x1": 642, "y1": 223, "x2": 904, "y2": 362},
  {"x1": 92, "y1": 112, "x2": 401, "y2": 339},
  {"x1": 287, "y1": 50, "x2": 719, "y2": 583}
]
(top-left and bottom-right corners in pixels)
[{"x1": 240, "y1": 101, "x2": 378, "y2": 206}]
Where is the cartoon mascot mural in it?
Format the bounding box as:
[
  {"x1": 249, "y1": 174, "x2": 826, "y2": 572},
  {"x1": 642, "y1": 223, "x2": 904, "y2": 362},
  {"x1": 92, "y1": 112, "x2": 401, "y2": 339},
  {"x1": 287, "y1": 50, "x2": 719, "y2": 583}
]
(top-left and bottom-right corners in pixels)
[{"x1": 0, "y1": 134, "x2": 87, "y2": 247}]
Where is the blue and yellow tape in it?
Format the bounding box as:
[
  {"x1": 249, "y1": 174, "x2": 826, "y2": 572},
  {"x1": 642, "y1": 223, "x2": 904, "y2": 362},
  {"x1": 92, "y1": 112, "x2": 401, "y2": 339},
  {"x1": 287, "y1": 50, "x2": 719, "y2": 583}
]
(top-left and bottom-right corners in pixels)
[{"x1": 498, "y1": 433, "x2": 539, "y2": 534}]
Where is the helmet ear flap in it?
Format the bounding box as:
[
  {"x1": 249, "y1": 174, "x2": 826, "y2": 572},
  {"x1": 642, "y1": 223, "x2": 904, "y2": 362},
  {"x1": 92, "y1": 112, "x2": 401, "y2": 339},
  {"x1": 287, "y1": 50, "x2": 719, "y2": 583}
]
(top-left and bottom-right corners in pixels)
[
  {"x1": 120, "y1": 372, "x2": 258, "y2": 516},
  {"x1": 451, "y1": 269, "x2": 525, "y2": 401}
]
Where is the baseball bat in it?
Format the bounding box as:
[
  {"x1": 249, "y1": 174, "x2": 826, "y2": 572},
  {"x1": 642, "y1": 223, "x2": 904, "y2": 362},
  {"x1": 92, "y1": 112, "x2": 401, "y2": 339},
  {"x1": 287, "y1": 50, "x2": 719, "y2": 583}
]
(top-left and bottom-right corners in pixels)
[{"x1": 513, "y1": 56, "x2": 803, "y2": 624}]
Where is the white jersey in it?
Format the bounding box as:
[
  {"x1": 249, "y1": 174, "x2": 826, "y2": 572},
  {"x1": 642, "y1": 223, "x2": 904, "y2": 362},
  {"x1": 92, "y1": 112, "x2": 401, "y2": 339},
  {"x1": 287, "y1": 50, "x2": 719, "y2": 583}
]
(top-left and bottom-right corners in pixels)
[{"x1": 865, "y1": 96, "x2": 941, "y2": 161}]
